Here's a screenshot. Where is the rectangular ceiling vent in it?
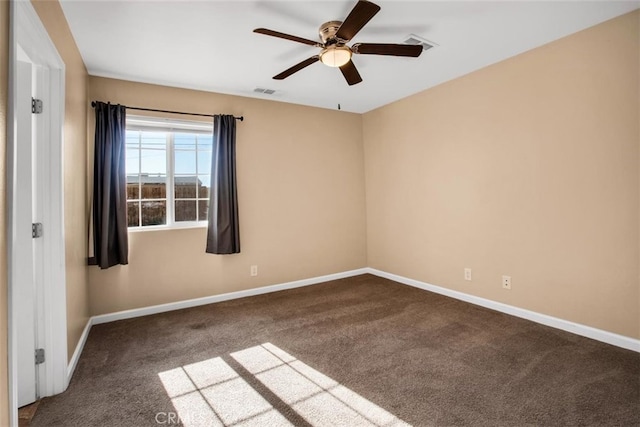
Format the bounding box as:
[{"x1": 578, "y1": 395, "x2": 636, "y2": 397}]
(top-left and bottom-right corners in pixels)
[
  {"x1": 403, "y1": 34, "x2": 437, "y2": 52},
  {"x1": 254, "y1": 87, "x2": 277, "y2": 95}
]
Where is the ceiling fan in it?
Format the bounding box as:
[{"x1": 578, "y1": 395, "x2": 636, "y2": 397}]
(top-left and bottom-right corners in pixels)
[{"x1": 254, "y1": 0, "x2": 423, "y2": 86}]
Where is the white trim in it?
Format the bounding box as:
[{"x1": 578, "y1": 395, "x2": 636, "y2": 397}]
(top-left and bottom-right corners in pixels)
[
  {"x1": 127, "y1": 114, "x2": 213, "y2": 133},
  {"x1": 39, "y1": 65, "x2": 68, "y2": 393},
  {"x1": 68, "y1": 269, "x2": 367, "y2": 384},
  {"x1": 65, "y1": 267, "x2": 637, "y2": 389},
  {"x1": 8, "y1": 1, "x2": 68, "y2": 423},
  {"x1": 8, "y1": 4, "x2": 20, "y2": 423},
  {"x1": 127, "y1": 222, "x2": 208, "y2": 233},
  {"x1": 67, "y1": 319, "x2": 93, "y2": 383},
  {"x1": 126, "y1": 126, "x2": 213, "y2": 230},
  {"x1": 365, "y1": 268, "x2": 640, "y2": 353},
  {"x1": 92, "y1": 269, "x2": 369, "y2": 325}
]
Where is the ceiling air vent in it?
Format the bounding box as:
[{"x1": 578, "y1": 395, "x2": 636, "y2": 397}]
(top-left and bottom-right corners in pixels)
[
  {"x1": 254, "y1": 87, "x2": 276, "y2": 95},
  {"x1": 402, "y1": 34, "x2": 437, "y2": 52}
]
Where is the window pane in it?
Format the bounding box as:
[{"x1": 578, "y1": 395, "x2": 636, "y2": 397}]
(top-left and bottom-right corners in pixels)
[
  {"x1": 198, "y1": 200, "x2": 209, "y2": 221},
  {"x1": 175, "y1": 133, "x2": 196, "y2": 149},
  {"x1": 141, "y1": 201, "x2": 166, "y2": 226},
  {"x1": 141, "y1": 149, "x2": 166, "y2": 174},
  {"x1": 197, "y1": 134, "x2": 213, "y2": 150},
  {"x1": 175, "y1": 150, "x2": 196, "y2": 174},
  {"x1": 126, "y1": 146, "x2": 140, "y2": 175},
  {"x1": 125, "y1": 124, "x2": 214, "y2": 228},
  {"x1": 175, "y1": 176, "x2": 197, "y2": 198},
  {"x1": 127, "y1": 201, "x2": 139, "y2": 227},
  {"x1": 198, "y1": 175, "x2": 210, "y2": 198},
  {"x1": 126, "y1": 175, "x2": 139, "y2": 199},
  {"x1": 140, "y1": 132, "x2": 166, "y2": 149},
  {"x1": 197, "y1": 150, "x2": 211, "y2": 174},
  {"x1": 140, "y1": 174, "x2": 166, "y2": 199},
  {"x1": 198, "y1": 174, "x2": 211, "y2": 188},
  {"x1": 126, "y1": 130, "x2": 139, "y2": 144},
  {"x1": 175, "y1": 200, "x2": 197, "y2": 222}
]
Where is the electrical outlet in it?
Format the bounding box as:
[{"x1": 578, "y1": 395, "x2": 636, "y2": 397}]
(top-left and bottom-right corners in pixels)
[
  {"x1": 464, "y1": 268, "x2": 472, "y2": 281},
  {"x1": 250, "y1": 265, "x2": 258, "y2": 277},
  {"x1": 502, "y1": 275, "x2": 511, "y2": 290}
]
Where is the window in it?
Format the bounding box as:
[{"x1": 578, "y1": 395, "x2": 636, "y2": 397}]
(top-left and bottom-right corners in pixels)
[{"x1": 126, "y1": 116, "x2": 213, "y2": 229}]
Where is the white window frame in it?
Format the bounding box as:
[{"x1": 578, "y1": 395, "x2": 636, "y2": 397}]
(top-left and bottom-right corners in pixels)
[{"x1": 126, "y1": 115, "x2": 213, "y2": 231}]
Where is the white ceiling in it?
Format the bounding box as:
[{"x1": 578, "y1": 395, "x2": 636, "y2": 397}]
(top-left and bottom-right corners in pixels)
[{"x1": 59, "y1": 0, "x2": 638, "y2": 113}]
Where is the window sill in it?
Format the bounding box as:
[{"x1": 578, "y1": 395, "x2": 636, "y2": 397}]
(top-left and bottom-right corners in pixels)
[{"x1": 128, "y1": 222, "x2": 207, "y2": 233}]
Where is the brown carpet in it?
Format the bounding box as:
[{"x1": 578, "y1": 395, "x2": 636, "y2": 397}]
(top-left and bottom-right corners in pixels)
[{"x1": 31, "y1": 274, "x2": 639, "y2": 426}]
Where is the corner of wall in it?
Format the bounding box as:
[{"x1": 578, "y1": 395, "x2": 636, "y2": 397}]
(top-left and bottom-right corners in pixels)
[{"x1": 360, "y1": 12, "x2": 640, "y2": 339}]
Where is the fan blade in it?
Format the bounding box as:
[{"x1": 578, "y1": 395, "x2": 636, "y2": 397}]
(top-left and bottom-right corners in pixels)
[
  {"x1": 352, "y1": 43, "x2": 423, "y2": 57},
  {"x1": 254, "y1": 28, "x2": 322, "y2": 47},
  {"x1": 335, "y1": 0, "x2": 381, "y2": 42},
  {"x1": 339, "y1": 60, "x2": 363, "y2": 86},
  {"x1": 273, "y1": 56, "x2": 320, "y2": 80}
]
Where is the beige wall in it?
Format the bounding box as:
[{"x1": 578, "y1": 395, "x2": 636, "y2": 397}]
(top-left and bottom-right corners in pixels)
[
  {"x1": 31, "y1": 0, "x2": 90, "y2": 360},
  {"x1": 88, "y1": 77, "x2": 367, "y2": 315},
  {"x1": 1, "y1": 0, "x2": 9, "y2": 423},
  {"x1": 364, "y1": 11, "x2": 640, "y2": 339}
]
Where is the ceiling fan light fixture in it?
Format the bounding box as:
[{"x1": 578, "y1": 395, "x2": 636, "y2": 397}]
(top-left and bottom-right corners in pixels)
[
  {"x1": 256, "y1": 0, "x2": 421, "y2": 85},
  {"x1": 320, "y1": 46, "x2": 352, "y2": 67}
]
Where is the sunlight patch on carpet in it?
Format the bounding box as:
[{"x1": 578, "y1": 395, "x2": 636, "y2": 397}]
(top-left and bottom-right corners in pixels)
[
  {"x1": 232, "y1": 343, "x2": 410, "y2": 426},
  {"x1": 159, "y1": 342, "x2": 409, "y2": 426},
  {"x1": 158, "y1": 356, "x2": 291, "y2": 426}
]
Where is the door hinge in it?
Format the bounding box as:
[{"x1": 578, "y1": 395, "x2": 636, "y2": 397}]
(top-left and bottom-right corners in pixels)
[
  {"x1": 35, "y1": 348, "x2": 45, "y2": 365},
  {"x1": 32, "y1": 223, "x2": 43, "y2": 238},
  {"x1": 31, "y1": 98, "x2": 43, "y2": 114}
]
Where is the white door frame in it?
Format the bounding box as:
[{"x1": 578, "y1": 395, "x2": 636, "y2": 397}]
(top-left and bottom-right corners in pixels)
[{"x1": 7, "y1": 0, "x2": 68, "y2": 424}]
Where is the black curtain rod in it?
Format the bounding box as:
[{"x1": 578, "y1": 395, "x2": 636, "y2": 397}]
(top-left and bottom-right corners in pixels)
[{"x1": 90, "y1": 101, "x2": 244, "y2": 121}]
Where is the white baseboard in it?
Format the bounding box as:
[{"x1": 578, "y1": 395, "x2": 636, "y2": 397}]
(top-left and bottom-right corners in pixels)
[
  {"x1": 67, "y1": 317, "x2": 93, "y2": 384},
  {"x1": 365, "y1": 268, "x2": 640, "y2": 353},
  {"x1": 92, "y1": 268, "x2": 369, "y2": 325},
  {"x1": 67, "y1": 268, "x2": 368, "y2": 383},
  {"x1": 67, "y1": 266, "x2": 638, "y2": 383}
]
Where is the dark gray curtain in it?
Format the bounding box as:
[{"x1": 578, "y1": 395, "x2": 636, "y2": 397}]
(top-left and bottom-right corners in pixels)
[
  {"x1": 91, "y1": 102, "x2": 128, "y2": 268},
  {"x1": 206, "y1": 115, "x2": 240, "y2": 254}
]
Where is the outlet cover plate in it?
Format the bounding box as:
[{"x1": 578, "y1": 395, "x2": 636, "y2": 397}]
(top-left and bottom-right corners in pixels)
[{"x1": 502, "y1": 275, "x2": 511, "y2": 290}]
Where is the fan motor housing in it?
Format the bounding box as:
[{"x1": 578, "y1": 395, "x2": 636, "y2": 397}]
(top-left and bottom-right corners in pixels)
[{"x1": 319, "y1": 20, "x2": 343, "y2": 44}]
